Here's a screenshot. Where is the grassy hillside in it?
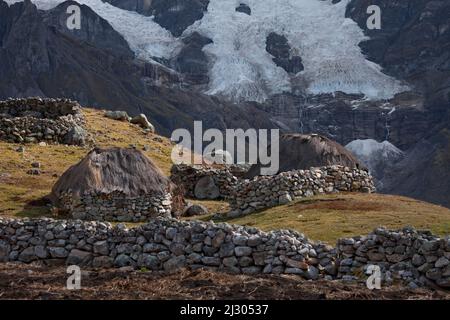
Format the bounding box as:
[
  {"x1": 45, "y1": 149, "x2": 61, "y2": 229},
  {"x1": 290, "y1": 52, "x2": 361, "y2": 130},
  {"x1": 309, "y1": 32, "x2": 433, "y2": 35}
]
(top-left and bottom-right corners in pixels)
[
  {"x1": 0, "y1": 108, "x2": 174, "y2": 218},
  {"x1": 212, "y1": 193, "x2": 450, "y2": 244},
  {"x1": 0, "y1": 108, "x2": 449, "y2": 244}
]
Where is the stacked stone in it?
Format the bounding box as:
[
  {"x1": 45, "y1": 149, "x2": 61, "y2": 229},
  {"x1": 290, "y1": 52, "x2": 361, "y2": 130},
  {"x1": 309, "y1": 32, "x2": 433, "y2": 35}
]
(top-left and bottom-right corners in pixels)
[
  {"x1": 337, "y1": 227, "x2": 450, "y2": 289},
  {"x1": 0, "y1": 97, "x2": 86, "y2": 145},
  {"x1": 229, "y1": 165, "x2": 375, "y2": 217},
  {"x1": 0, "y1": 217, "x2": 337, "y2": 279},
  {"x1": 58, "y1": 191, "x2": 173, "y2": 222},
  {"x1": 170, "y1": 164, "x2": 240, "y2": 199}
]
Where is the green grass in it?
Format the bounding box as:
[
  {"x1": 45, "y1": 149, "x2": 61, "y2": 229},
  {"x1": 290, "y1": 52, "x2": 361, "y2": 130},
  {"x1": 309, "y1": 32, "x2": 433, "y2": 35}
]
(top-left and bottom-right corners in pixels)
[{"x1": 188, "y1": 193, "x2": 450, "y2": 244}]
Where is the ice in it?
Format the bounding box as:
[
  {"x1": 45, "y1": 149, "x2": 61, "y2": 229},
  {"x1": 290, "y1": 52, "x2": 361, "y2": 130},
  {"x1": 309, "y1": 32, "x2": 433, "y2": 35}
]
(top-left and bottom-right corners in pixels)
[
  {"x1": 7, "y1": 0, "x2": 409, "y2": 103},
  {"x1": 5, "y1": 0, "x2": 181, "y2": 61},
  {"x1": 346, "y1": 139, "x2": 403, "y2": 162}
]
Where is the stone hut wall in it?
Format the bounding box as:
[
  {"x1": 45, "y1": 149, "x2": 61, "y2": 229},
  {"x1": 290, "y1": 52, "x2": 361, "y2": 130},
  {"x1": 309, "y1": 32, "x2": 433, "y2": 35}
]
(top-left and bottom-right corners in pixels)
[
  {"x1": 337, "y1": 227, "x2": 450, "y2": 289},
  {"x1": 58, "y1": 191, "x2": 173, "y2": 222},
  {"x1": 170, "y1": 165, "x2": 241, "y2": 199},
  {"x1": 229, "y1": 165, "x2": 375, "y2": 217},
  {"x1": 0, "y1": 218, "x2": 448, "y2": 289},
  {"x1": 0, "y1": 98, "x2": 86, "y2": 145}
]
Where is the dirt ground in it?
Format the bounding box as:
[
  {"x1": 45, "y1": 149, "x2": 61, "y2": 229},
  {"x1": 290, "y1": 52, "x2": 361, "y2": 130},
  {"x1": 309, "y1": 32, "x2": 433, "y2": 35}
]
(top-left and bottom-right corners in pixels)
[{"x1": 0, "y1": 263, "x2": 448, "y2": 300}]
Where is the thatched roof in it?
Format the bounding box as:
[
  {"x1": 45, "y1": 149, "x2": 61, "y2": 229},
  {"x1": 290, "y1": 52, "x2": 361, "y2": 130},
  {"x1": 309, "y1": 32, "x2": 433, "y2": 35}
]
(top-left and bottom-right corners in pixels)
[
  {"x1": 50, "y1": 147, "x2": 170, "y2": 203},
  {"x1": 245, "y1": 134, "x2": 363, "y2": 178}
]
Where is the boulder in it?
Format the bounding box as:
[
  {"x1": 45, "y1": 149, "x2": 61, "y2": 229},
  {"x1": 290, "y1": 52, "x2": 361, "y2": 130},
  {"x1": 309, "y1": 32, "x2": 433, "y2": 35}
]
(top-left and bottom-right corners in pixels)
[
  {"x1": 194, "y1": 176, "x2": 220, "y2": 199},
  {"x1": 105, "y1": 110, "x2": 130, "y2": 121},
  {"x1": 183, "y1": 203, "x2": 209, "y2": 217},
  {"x1": 130, "y1": 114, "x2": 155, "y2": 132}
]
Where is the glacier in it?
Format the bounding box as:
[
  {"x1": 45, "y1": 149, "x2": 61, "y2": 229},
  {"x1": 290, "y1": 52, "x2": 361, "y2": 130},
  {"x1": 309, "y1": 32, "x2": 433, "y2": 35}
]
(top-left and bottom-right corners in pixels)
[{"x1": 7, "y1": 0, "x2": 409, "y2": 103}]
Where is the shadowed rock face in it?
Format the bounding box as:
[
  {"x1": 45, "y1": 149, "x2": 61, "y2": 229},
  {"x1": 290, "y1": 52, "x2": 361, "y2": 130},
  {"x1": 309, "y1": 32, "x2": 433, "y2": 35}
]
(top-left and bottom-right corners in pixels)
[
  {"x1": 103, "y1": 0, "x2": 210, "y2": 37},
  {"x1": 346, "y1": 0, "x2": 450, "y2": 111},
  {"x1": 0, "y1": 0, "x2": 276, "y2": 136},
  {"x1": 235, "y1": 3, "x2": 251, "y2": 15},
  {"x1": 170, "y1": 32, "x2": 213, "y2": 86},
  {"x1": 266, "y1": 32, "x2": 304, "y2": 75}
]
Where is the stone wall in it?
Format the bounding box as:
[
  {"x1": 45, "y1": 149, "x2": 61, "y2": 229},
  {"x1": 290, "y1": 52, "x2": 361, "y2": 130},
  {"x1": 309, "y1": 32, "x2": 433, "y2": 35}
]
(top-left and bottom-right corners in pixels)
[
  {"x1": 0, "y1": 218, "x2": 448, "y2": 289},
  {"x1": 58, "y1": 191, "x2": 173, "y2": 222},
  {"x1": 229, "y1": 165, "x2": 376, "y2": 217},
  {"x1": 0, "y1": 217, "x2": 337, "y2": 280},
  {"x1": 170, "y1": 165, "x2": 242, "y2": 199},
  {"x1": 0, "y1": 97, "x2": 87, "y2": 145},
  {"x1": 337, "y1": 227, "x2": 450, "y2": 289}
]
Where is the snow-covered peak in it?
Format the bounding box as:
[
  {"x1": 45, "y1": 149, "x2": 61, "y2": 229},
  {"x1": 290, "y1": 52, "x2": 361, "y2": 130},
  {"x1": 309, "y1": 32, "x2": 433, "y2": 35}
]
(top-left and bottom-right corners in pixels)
[
  {"x1": 7, "y1": 0, "x2": 409, "y2": 103},
  {"x1": 345, "y1": 139, "x2": 404, "y2": 179}
]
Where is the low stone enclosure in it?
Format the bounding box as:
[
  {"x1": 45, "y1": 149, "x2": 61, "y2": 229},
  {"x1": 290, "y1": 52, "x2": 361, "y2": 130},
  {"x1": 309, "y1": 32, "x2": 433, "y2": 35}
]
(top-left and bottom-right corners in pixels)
[
  {"x1": 171, "y1": 164, "x2": 376, "y2": 217},
  {"x1": 0, "y1": 218, "x2": 448, "y2": 289},
  {"x1": 51, "y1": 148, "x2": 175, "y2": 222},
  {"x1": 229, "y1": 165, "x2": 375, "y2": 217},
  {"x1": 0, "y1": 97, "x2": 87, "y2": 145}
]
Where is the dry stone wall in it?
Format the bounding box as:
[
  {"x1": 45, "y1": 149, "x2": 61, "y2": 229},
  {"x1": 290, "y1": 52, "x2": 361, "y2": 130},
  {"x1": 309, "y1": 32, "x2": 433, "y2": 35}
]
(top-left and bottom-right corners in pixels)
[
  {"x1": 0, "y1": 218, "x2": 448, "y2": 289},
  {"x1": 0, "y1": 217, "x2": 337, "y2": 279},
  {"x1": 170, "y1": 165, "x2": 241, "y2": 199},
  {"x1": 229, "y1": 165, "x2": 375, "y2": 217},
  {"x1": 58, "y1": 191, "x2": 173, "y2": 222},
  {"x1": 0, "y1": 98, "x2": 87, "y2": 145},
  {"x1": 337, "y1": 227, "x2": 450, "y2": 289}
]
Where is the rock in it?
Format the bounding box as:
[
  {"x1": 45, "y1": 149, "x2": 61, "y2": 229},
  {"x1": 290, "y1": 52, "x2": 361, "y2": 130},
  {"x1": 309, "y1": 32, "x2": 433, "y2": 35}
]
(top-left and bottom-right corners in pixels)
[
  {"x1": 436, "y1": 278, "x2": 450, "y2": 288},
  {"x1": 130, "y1": 114, "x2": 155, "y2": 132},
  {"x1": 284, "y1": 267, "x2": 305, "y2": 275},
  {"x1": 64, "y1": 125, "x2": 88, "y2": 146},
  {"x1": 93, "y1": 241, "x2": 109, "y2": 255},
  {"x1": 18, "y1": 247, "x2": 37, "y2": 263},
  {"x1": 412, "y1": 254, "x2": 425, "y2": 267},
  {"x1": 278, "y1": 194, "x2": 292, "y2": 205},
  {"x1": 114, "y1": 254, "x2": 134, "y2": 267},
  {"x1": 48, "y1": 247, "x2": 68, "y2": 258},
  {"x1": 194, "y1": 176, "x2": 220, "y2": 200},
  {"x1": 435, "y1": 257, "x2": 449, "y2": 268},
  {"x1": 34, "y1": 245, "x2": 48, "y2": 259},
  {"x1": 234, "y1": 246, "x2": 252, "y2": 257},
  {"x1": 31, "y1": 162, "x2": 41, "y2": 168},
  {"x1": 211, "y1": 231, "x2": 226, "y2": 248},
  {"x1": 223, "y1": 256, "x2": 238, "y2": 267},
  {"x1": 67, "y1": 249, "x2": 92, "y2": 266},
  {"x1": 242, "y1": 266, "x2": 261, "y2": 275},
  {"x1": 163, "y1": 256, "x2": 186, "y2": 272},
  {"x1": 92, "y1": 256, "x2": 113, "y2": 268},
  {"x1": 239, "y1": 256, "x2": 253, "y2": 267},
  {"x1": 183, "y1": 204, "x2": 208, "y2": 217},
  {"x1": 304, "y1": 265, "x2": 319, "y2": 280},
  {"x1": 138, "y1": 254, "x2": 159, "y2": 270},
  {"x1": 236, "y1": 3, "x2": 251, "y2": 15},
  {"x1": 0, "y1": 244, "x2": 10, "y2": 262},
  {"x1": 202, "y1": 256, "x2": 221, "y2": 266},
  {"x1": 16, "y1": 146, "x2": 25, "y2": 152},
  {"x1": 285, "y1": 258, "x2": 308, "y2": 270},
  {"x1": 26, "y1": 169, "x2": 41, "y2": 175},
  {"x1": 105, "y1": 110, "x2": 130, "y2": 121},
  {"x1": 219, "y1": 242, "x2": 235, "y2": 258}
]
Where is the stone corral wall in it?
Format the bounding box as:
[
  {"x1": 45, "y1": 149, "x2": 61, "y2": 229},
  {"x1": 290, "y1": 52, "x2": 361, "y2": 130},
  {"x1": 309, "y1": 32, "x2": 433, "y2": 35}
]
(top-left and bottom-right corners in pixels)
[
  {"x1": 58, "y1": 191, "x2": 173, "y2": 222},
  {"x1": 0, "y1": 218, "x2": 337, "y2": 280},
  {"x1": 0, "y1": 98, "x2": 87, "y2": 145},
  {"x1": 170, "y1": 165, "x2": 242, "y2": 199},
  {"x1": 229, "y1": 165, "x2": 376, "y2": 217},
  {"x1": 337, "y1": 227, "x2": 450, "y2": 289},
  {"x1": 0, "y1": 218, "x2": 448, "y2": 289}
]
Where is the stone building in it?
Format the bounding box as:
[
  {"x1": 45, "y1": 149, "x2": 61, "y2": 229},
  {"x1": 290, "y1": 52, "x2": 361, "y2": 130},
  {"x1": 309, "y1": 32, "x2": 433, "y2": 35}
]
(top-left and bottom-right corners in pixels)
[{"x1": 50, "y1": 147, "x2": 174, "y2": 222}]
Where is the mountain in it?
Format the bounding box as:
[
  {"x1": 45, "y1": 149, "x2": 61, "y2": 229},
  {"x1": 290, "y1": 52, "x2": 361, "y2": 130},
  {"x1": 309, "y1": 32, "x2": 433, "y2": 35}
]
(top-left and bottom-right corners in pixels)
[
  {"x1": 1, "y1": 0, "x2": 449, "y2": 207},
  {"x1": 0, "y1": 0, "x2": 276, "y2": 136}
]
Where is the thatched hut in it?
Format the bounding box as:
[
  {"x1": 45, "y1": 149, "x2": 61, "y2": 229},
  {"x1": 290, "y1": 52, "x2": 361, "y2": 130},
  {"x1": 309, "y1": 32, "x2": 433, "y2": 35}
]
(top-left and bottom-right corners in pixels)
[
  {"x1": 50, "y1": 147, "x2": 174, "y2": 222},
  {"x1": 246, "y1": 134, "x2": 363, "y2": 178}
]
